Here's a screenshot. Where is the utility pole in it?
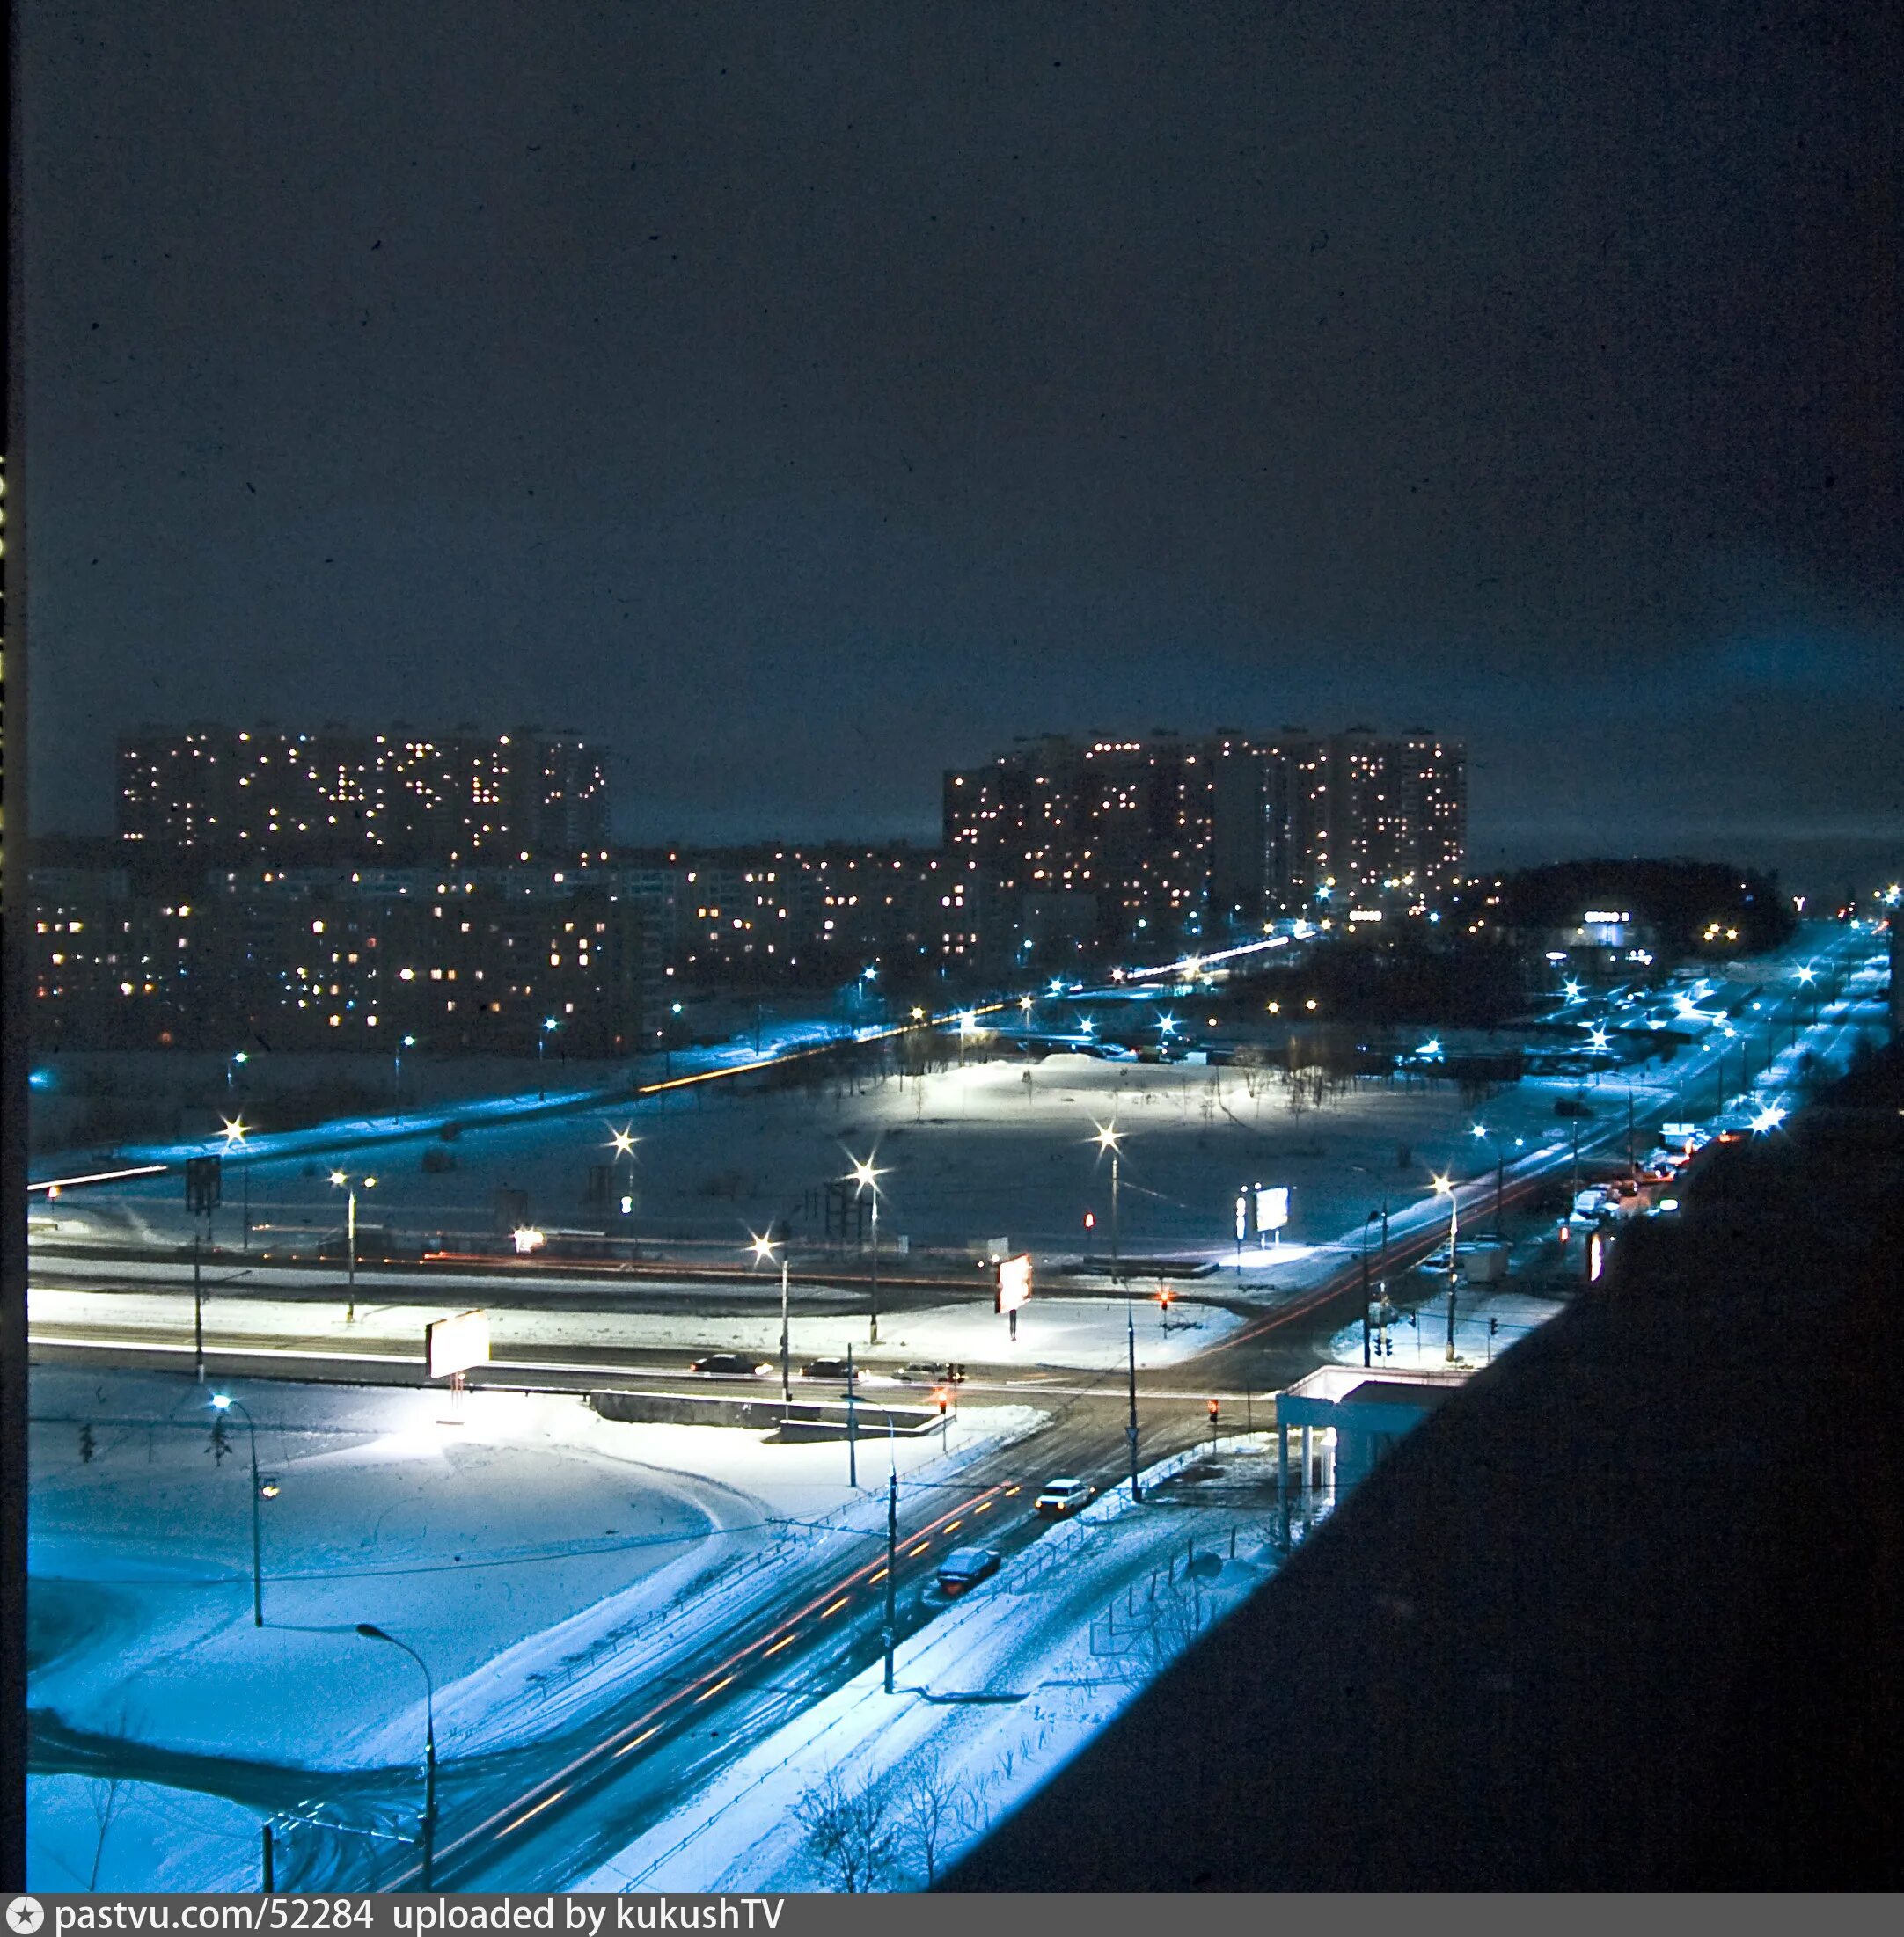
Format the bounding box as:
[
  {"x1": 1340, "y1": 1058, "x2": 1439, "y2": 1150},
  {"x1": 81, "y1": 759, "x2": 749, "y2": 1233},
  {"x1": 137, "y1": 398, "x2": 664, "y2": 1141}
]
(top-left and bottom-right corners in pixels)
[
  {"x1": 779, "y1": 1252, "x2": 791, "y2": 1410},
  {"x1": 194, "y1": 1229, "x2": 205, "y2": 1383},
  {"x1": 1360, "y1": 1216, "x2": 1373, "y2": 1368},
  {"x1": 846, "y1": 1345, "x2": 858, "y2": 1489},
  {"x1": 1444, "y1": 1185, "x2": 1460, "y2": 1365},
  {"x1": 882, "y1": 1465, "x2": 898, "y2": 1693},
  {"x1": 1125, "y1": 1303, "x2": 1140, "y2": 1503}
]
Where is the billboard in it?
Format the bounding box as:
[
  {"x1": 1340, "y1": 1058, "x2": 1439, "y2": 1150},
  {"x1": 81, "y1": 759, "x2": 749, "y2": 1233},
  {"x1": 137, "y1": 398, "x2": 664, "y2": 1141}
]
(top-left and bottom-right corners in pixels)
[
  {"x1": 994, "y1": 1254, "x2": 1033, "y2": 1315},
  {"x1": 427, "y1": 1310, "x2": 491, "y2": 1379},
  {"x1": 1256, "y1": 1186, "x2": 1290, "y2": 1232}
]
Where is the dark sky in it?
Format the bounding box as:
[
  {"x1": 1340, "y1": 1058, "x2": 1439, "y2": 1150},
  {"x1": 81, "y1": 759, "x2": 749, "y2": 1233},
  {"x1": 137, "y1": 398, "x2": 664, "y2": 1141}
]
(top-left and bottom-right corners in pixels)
[{"x1": 21, "y1": 0, "x2": 1903, "y2": 893}]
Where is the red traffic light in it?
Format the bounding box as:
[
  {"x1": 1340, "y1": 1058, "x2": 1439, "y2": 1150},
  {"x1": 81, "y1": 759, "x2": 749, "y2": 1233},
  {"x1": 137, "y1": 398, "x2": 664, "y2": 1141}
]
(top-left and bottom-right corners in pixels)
[
  {"x1": 1156, "y1": 1287, "x2": 1174, "y2": 1309},
  {"x1": 935, "y1": 1389, "x2": 949, "y2": 1414},
  {"x1": 1083, "y1": 1210, "x2": 1095, "y2": 1229},
  {"x1": 1206, "y1": 1397, "x2": 1220, "y2": 1421}
]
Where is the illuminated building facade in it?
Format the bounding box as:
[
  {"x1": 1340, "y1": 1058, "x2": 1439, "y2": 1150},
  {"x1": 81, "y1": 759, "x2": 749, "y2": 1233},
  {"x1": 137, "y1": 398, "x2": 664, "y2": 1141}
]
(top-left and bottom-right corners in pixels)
[{"x1": 116, "y1": 722, "x2": 608, "y2": 865}]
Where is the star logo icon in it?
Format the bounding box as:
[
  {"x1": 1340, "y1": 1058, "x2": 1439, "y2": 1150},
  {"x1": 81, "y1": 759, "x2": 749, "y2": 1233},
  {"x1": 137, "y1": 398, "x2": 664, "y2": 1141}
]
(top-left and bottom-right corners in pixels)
[{"x1": 6, "y1": 1899, "x2": 46, "y2": 1935}]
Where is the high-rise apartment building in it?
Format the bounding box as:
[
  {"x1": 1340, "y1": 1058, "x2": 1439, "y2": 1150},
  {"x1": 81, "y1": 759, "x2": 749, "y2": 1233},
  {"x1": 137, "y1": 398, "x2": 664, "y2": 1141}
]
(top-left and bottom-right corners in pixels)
[
  {"x1": 116, "y1": 723, "x2": 609, "y2": 865},
  {"x1": 945, "y1": 726, "x2": 1467, "y2": 947},
  {"x1": 944, "y1": 734, "x2": 1223, "y2": 947}
]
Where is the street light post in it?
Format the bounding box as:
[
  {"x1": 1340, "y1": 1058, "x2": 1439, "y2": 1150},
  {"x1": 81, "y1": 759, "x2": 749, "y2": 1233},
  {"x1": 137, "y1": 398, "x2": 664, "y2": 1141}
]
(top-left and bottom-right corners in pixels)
[
  {"x1": 538, "y1": 1015, "x2": 559, "y2": 1100},
  {"x1": 1434, "y1": 1173, "x2": 1459, "y2": 1364},
  {"x1": 329, "y1": 1171, "x2": 377, "y2": 1323},
  {"x1": 883, "y1": 1457, "x2": 898, "y2": 1694},
  {"x1": 1125, "y1": 1302, "x2": 1140, "y2": 1503},
  {"x1": 750, "y1": 1231, "x2": 792, "y2": 1409},
  {"x1": 211, "y1": 1394, "x2": 264, "y2": 1626},
  {"x1": 355, "y1": 1625, "x2": 436, "y2": 1889},
  {"x1": 846, "y1": 1153, "x2": 888, "y2": 1346},
  {"x1": 1093, "y1": 1122, "x2": 1124, "y2": 1280},
  {"x1": 194, "y1": 1226, "x2": 206, "y2": 1383}
]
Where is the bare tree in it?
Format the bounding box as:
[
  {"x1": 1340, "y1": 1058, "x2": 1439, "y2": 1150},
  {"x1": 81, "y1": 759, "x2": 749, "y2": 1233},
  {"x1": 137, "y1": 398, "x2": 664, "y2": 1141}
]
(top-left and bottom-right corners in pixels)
[
  {"x1": 894, "y1": 1751, "x2": 958, "y2": 1888},
  {"x1": 85, "y1": 1773, "x2": 127, "y2": 1891},
  {"x1": 795, "y1": 1767, "x2": 897, "y2": 1893}
]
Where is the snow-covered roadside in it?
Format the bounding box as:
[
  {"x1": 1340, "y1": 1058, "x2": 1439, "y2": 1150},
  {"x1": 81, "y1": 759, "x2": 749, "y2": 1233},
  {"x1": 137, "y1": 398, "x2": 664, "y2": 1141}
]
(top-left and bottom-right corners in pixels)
[
  {"x1": 28, "y1": 1281, "x2": 1243, "y2": 1373},
  {"x1": 29, "y1": 1371, "x2": 1048, "y2": 1782},
  {"x1": 574, "y1": 1439, "x2": 1285, "y2": 1893}
]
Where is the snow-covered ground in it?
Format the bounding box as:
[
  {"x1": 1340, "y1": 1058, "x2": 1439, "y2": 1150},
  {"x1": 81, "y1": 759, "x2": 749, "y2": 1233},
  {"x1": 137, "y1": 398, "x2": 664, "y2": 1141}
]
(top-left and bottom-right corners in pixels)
[
  {"x1": 26, "y1": 1775, "x2": 267, "y2": 1895},
  {"x1": 27, "y1": 1370, "x2": 1046, "y2": 1890},
  {"x1": 28, "y1": 1279, "x2": 1242, "y2": 1376},
  {"x1": 47, "y1": 1049, "x2": 1605, "y2": 1265},
  {"x1": 575, "y1": 1437, "x2": 1287, "y2": 1893}
]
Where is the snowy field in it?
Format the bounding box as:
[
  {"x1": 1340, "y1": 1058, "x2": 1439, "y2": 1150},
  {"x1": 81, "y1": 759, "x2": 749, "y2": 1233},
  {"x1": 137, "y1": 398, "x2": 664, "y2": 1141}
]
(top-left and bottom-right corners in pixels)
[
  {"x1": 27, "y1": 1369, "x2": 1045, "y2": 1890},
  {"x1": 576, "y1": 1438, "x2": 1290, "y2": 1893},
  {"x1": 51, "y1": 1049, "x2": 1643, "y2": 1270}
]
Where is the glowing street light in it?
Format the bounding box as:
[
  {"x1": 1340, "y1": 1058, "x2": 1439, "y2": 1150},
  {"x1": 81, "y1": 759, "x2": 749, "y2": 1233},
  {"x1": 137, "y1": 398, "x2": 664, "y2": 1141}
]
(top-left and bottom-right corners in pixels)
[
  {"x1": 606, "y1": 1124, "x2": 639, "y2": 1217},
  {"x1": 538, "y1": 1014, "x2": 560, "y2": 1099},
  {"x1": 328, "y1": 1171, "x2": 377, "y2": 1319},
  {"x1": 750, "y1": 1229, "x2": 793, "y2": 1405},
  {"x1": 1157, "y1": 1014, "x2": 1178, "y2": 1039},
  {"x1": 1432, "y1": 1172, "x2": 1459, "y2": 1363},
  {"x1": 1092, "y1": 1121, "x2": 1125, "y2": 1273},
  {"x1": 222, "y1": 1117, "x2": 254, "y2": 1254},
  {"x1": 845, "y1": 1151, "x2": 889, "y2": 1345},
  {"x1": 1563, "y1": 979, "x2": 1583, "y2": 1003}
]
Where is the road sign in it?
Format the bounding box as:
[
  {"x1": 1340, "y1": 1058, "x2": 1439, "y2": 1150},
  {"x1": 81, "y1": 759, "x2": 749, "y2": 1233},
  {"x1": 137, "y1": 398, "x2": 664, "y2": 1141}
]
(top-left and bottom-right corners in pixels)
[
  {"x1": 426, "y1": 1310, "x2": 490, "y2": 1379},
  {"x1": 995, "y1": 1253, "x2": 1033, "y2": 1315},
  {"x1": 185, "y1": 1155, "x2": 223, "y2": 1213}
]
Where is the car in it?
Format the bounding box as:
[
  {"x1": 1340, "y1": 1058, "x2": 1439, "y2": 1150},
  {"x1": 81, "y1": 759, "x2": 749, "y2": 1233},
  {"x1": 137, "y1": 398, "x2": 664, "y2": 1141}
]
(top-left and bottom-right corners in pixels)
[
  {"x1": 897, "y1": 1362, "x2": 967, "y2": 1385},
  {"x1": 802, "y1": 1356, "x2": 853, "y2": 1381},
  {"x1": 1034, "y1": 1477, "x2": 1095, "y2": 1517},
  {"x1": 934, "y1": 1547, "x2": 1002, "y2": 1596},
  {"x1": 689, "y1": 1353, "x2": 771, "y2": 1378}
]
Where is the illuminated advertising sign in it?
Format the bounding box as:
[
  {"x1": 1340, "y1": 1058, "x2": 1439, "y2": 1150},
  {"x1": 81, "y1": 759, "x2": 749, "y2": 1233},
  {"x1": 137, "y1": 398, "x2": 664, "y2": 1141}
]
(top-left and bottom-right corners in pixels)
[
  {"x1": 1347, "y1": 910, "x2": 1383, "y2": 924},
  {"x1": 1584, "y1": 910, "x2": 1630, "y2": 925},
  {"x1": 426, "y1": 1310, "x2": 491, "y2": 1379},
  {"x1": 1256, "y1": 1186, "x2": 1290, "y2": 1232},
  {"x1": 994, "y1": 1254, "x2": 1033, "y2": 1314}
]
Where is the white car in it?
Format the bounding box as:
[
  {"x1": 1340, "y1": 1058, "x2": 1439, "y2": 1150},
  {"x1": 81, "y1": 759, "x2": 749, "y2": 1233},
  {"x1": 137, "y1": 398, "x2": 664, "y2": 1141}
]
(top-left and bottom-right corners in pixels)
[{"x1": 1034, "y1": 1477, "x2": 1095, "y2": 1517}]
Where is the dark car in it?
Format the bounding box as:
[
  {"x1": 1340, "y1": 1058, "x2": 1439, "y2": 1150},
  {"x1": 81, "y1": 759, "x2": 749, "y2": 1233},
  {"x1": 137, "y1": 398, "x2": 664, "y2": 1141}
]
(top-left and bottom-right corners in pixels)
[
  {"x1": 689, "y1": 1353, "x2": 771, "y2": 1378},
  {"x1": 802, "y1": 1356, "x2": 853, "y2": 1380},
  {"x1": 934, "y1": 1547, "x2": 1002, "y2": 1596}
]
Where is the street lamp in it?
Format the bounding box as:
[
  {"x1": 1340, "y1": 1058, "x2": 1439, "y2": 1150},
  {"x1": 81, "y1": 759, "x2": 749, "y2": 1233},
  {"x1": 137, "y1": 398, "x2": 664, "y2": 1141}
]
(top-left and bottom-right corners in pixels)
[
  {"x1": 355, "y1": 1624, "x2": 436, "y2": 1889},
  {"x1": 393, "y1": 1034, "x2": 416, "y2": 1120},
  {"x1": 1470, "y1": 1122, "x2": 1515, "y2": 1238},
  {"x1": 845, "y1": 1151, "x2": 888, "y2": 1345},
  {"x1": 750, "y1": 1229, "x2": 792, "y2": 1406},
  {"x1": 1432, "y1": 1172, "x2": 1459, "y2": 1364},
  {"x1": 607, "y1": 1125, "x2": 639, "y2": 1221},
  {"x1": 228, "y1": 1049, "x2": 248, "y2": 1092},
  {"x1": 209, "y1": 1393, "x2": 267, "y2": 1626},
  {"x1": 328, "y1": 1171, "x2": 377, "y2": 1321},
  {"x1": 223, "y1": 1116, "x2": 252, "y2": 1253},
  {"x1": 1091, "y1": 1122, "x2": 1124, "y2": 1275},
  {"x1": 538, "y1": 1015, "x2": 560, "y2": 1100}
]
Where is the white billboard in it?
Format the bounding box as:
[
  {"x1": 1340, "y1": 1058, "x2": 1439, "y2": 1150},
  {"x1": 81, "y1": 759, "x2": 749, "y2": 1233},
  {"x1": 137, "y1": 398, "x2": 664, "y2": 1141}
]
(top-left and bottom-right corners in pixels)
[
  {"x1": 427, "y1": 1309, "x2": 491, "y2": 1380},
  {"x1": 994, "y1": 1254, "x2": 1033, "y2": 1315},
  {"x1": 1256, "y1": 1186, "x2": 1290, "y2": 1232}
]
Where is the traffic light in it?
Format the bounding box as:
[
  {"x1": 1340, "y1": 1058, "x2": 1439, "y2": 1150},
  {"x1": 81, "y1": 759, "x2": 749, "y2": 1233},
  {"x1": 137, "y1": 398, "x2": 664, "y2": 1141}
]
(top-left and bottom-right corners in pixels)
[
  {"x1": 1083, "y1": 1210, "x2": 1095, "y2": 1230},
  {"x1": 1489, "y1": 1316, "x2": 1499, "y2": 1336},
  {"x1": 1157, "y1": 1286, "x2": 1174, "y2": 1312},
  {"x1": 936, "y1": 1389, "x2": 949, "y2": 1416},
  {"x1": 1207, "y1": 1397, "x2": 1219, "y2": 1422}
]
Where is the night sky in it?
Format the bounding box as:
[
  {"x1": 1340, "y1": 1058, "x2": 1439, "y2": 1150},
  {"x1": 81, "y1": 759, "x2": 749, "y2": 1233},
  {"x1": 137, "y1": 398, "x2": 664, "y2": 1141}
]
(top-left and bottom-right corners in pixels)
[{"x1": 21, "y1": 0, "x2": 1902, "y2": 893}]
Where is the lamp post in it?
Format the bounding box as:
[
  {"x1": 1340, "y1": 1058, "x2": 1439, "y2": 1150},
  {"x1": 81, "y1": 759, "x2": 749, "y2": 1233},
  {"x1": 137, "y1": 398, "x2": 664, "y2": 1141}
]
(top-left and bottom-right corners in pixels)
[
  {"x1": 223, "y1": 1117, "x2": 252, "y2": 1254},
  {"x1": 1470, "y1": 1123, "x2": 1512, "y2": 1238},
  {"x1": 845, "y1": 1151, "x2": 887, "y2": 1346},
  {"x1": 1433, "y1": 1173, "x2": 1459, "y2": 1363},
  {"x1": 882, "y1": 1419, "x2": 899, "y2": 1694},
  {"x1": 538, "y1": 1015, "x2": 559, "y2": 1100},
  {"x1": 328, "y1": 1171, "x2": 377, "y2": 1322},
  {"x1": 393, "y1": 1034, "x2": 415, "y2": 1121},
  {"x1": 1125, "y1": 1301, "x2": 1141, "y2": 1503},
  {"x1": 355, "y1": 1624, "x2": 436, "y2": 1889},
  {"x1": 608, "y1": 1126, "x2": 638, "y2": 1224},
  {"x1": 1093, "y1": 1122, "x2": 1124, "y2": 1277},
  {"x1": 1361, "y1": 1210, "x2": 1381, "y2": 1368},
  {"x1": 209, "y1": 1393, "x2": 266, "y2": 1626},
  {"x1": 750, "y1": 1230, "x2": 791, "y2": 1407}
]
